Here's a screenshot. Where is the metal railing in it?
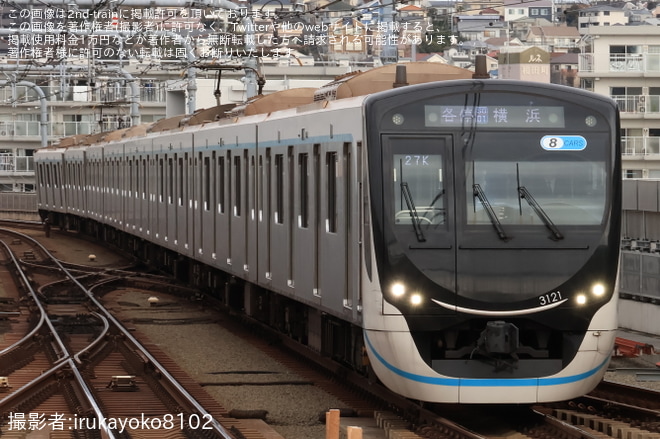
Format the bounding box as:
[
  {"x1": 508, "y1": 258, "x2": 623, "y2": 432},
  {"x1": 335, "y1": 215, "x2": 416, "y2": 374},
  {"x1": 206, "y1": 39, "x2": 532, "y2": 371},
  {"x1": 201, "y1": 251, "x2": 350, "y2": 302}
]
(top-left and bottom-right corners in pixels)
[
  {"x1": 611, "y1": 94, "x2": 660, "y2": 114},
  {"x1": 622, "y1": 136, "x2": 660, "y2": 156},
  {"x1": 0, "y1": 154, "x2": 34, "y2": 172},
  {"x1": 579, "y1": 53, "x2": 660, "y2": 74},
  {"x1": 0, "y1": 84, "x2": 166, "y2": 104}
]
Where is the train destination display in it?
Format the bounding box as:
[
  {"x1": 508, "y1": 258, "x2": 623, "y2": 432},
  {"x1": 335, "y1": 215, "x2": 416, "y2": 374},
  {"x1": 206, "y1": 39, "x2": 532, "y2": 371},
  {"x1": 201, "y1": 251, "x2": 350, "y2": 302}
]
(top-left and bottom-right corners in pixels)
[{"x1": 425, "y1": 105, "x2": 565, "y2": 128}]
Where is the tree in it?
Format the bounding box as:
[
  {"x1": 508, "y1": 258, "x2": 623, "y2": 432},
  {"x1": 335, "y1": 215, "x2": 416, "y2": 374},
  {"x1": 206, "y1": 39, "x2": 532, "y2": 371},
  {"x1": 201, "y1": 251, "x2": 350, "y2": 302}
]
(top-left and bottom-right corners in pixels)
[{"x1": 417, "y1": 14, "x2": 454, "y2": 54}]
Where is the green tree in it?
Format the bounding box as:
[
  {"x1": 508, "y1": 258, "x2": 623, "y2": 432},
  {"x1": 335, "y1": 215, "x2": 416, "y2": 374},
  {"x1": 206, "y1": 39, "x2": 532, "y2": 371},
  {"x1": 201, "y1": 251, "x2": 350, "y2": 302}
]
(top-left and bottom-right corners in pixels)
[{"x1": 417, "y1": 13, "x2": 454, "y2": 54}]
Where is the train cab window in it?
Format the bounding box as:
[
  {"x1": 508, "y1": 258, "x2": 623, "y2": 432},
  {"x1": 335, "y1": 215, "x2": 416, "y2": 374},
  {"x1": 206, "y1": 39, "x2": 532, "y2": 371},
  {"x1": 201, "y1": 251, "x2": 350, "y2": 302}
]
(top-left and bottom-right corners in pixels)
[
  {"x1": 467, "y1": 160, "x2": 606, "y2": 226},
  {"x1": 393, "y1": 154, "x2": 445, "y2": 227}
]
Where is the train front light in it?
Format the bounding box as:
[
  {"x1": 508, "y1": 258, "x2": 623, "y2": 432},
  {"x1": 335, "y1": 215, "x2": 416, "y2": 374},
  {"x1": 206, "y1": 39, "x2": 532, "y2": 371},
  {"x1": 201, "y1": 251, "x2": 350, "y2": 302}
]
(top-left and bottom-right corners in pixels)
[
  {"x1": 410, "y1": 293, "x2": 423, "y2": 306},
  {"x1": 591, "y1": 283, "x2": 605, "y2": 297},
  {"x1": 391, "y1": 282, "x2": 406, "y2": 298},
  {"x1": 576, "y1": 294, "x2": 587, "y2": 305}
]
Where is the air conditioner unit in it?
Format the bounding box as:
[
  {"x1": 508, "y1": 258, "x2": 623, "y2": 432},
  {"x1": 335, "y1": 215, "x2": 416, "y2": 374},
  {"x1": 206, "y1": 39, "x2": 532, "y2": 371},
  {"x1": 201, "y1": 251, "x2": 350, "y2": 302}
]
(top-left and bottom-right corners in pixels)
[{"x1": 638, "y1": 105, "x2": 646, "y2": 112}]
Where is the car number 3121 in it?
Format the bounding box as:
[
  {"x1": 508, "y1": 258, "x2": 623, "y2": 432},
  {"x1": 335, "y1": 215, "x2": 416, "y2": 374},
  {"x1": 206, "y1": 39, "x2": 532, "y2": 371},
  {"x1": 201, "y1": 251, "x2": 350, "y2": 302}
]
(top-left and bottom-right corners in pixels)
[{"x1": 539, "y1": 291, "x2": 562, "y2": 306}]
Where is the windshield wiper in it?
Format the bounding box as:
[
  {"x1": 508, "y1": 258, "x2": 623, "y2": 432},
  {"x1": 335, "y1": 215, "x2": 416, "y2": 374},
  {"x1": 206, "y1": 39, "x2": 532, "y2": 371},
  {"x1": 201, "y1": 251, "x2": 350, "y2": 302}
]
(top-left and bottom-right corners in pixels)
[
  {"x1": 429, "y1": 189, "x2": 445, "y2": 208},
  {"x1": 473, "y1": 184, "x2": 509, "y2": 241},
  {"x1": 400, "y1": 182, "x2": 426, "y2": 242},
  {"x1": 518, "y1": 186, "x2": 564, "y2": 241}
]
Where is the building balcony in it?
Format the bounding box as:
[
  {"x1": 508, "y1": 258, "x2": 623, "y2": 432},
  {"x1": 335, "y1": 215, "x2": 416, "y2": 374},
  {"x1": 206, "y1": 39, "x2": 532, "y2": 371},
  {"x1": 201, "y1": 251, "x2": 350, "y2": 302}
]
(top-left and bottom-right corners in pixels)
[
  {"x1": 0, "y1": 120, "x2": 126, "y2": 141},
  {"x1": 0, "y1": 84, "x2": 166, "y2": 105},
  {"x1": 579, "y1": 53, "x2": 660, "y2": 75},
  {"x1": 622, "y1": 136, "x2": 660, "y2": 156},
  {"x1": 0, "y1": 153, "x2": 34, "y2": 174},
  {"x1": 611, "y1": 95, "x2": 660, "y2": 114}
]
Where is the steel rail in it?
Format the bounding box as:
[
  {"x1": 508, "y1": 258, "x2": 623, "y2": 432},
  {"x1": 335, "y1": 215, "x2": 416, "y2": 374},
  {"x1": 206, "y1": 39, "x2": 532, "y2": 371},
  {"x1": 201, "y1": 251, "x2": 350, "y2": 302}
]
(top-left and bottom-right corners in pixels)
[{"x1": 1, "y1": 228, "x2": 234, "y2": 439}]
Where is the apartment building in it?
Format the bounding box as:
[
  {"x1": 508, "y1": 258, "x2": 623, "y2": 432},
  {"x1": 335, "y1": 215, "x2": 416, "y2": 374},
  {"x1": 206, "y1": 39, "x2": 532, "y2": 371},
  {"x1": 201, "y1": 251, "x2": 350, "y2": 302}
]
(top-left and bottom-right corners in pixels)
[
  {"x1": 0, "y1": 60, "x2": 344, "y2": 191},
  {"x1": 578, "y1": 26, "x2": 660, "y2": 178}
]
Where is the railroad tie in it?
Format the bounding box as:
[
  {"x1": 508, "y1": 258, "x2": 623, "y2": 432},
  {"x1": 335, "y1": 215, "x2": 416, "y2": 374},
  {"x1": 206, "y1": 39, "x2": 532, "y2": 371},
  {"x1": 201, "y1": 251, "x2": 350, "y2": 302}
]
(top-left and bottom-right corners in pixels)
[
  {"x1": 388, "y1": 431, "x2": 425, "y2": 439},
  {"x1": 554, "y1": 408, "x2": 660, "y2": 439},
  {"x1": 373, "y1": 411, "x2": 424, "y2": 439}
]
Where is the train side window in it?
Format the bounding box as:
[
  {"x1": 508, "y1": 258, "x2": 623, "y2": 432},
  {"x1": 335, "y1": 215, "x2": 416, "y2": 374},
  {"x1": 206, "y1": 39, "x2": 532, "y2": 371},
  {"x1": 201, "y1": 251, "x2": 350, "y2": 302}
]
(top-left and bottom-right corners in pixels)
[
  {"x1": 258, "y1": 155, "x2": 264, "y2": 220},
  {"x1": 249, "y1": 153, "x2": 255, "y2": 220},
  {"x1": 204, "y1": 156, "x2": 210, "y2": 211},
  {"x1": 234, "y1": 154, "x2": 241, "y2": 217},
  {"x1": 168, "y1": 158, "x2": 174, "y2": 204},
  {"x1": 128, "y1": 159, "x2": 133, "y2": 197},
  {"x1": 113, "y1": 159, "x2": 117, "y2": 194},
  {"x1": 275, "y1": 154, "x2": 284, "y2": 224},
  {"x1": 299, "y1": 153, "x2": 309, "y2": 228},
  {"x1": 218, "y1": 156, "x2": 225, "y2": 213},
  {"x1": 178, "y1": 157, "x2": 183, "y2": 206},
  {"x1": 159, "y1": 157, "x2": 164, "y2": 203},
  {"x1": 212, "y1": 152, "x2": 217, "y2": 210},
  {"x1": 327, "y1": 151, "x2": 337, "y2": 233},
  {"x1": 186, "y1": 153, "x2": 191, "y2": 207},
  {"x1": 141, "y1": 158, "x2": 147, "y2": 199}
]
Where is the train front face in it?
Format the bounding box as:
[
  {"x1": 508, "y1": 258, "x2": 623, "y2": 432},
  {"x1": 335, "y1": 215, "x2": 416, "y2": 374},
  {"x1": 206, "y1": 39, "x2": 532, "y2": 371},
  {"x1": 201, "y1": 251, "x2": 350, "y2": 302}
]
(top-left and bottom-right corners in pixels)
[{"x1": 363, "y1": 80, "x2": 621, "y2": 404}]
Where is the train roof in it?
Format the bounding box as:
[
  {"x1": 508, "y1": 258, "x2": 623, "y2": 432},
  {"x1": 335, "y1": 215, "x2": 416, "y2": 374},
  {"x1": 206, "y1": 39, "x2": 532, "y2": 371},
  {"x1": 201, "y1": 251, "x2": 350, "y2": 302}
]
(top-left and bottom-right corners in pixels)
[
  {"x1": 313, "y1": 62, "x2": 473, "y2": 101},
  {"x1": 50, "y1": 62, "x2": 473, "y2": 149}
]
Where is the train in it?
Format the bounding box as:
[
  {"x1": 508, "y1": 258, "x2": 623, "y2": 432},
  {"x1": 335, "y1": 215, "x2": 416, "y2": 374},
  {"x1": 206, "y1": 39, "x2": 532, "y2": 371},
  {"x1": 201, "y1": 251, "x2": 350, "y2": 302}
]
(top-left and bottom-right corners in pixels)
[{"x1": 35, "y1": 62, "x2": 622, "y2": 404}]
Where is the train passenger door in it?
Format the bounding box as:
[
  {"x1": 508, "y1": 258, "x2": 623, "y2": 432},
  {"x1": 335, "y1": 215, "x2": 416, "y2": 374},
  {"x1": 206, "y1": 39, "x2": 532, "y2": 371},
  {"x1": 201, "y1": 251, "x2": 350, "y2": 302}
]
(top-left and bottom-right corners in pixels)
[{"x1": 381, "y1": 135, "x2": 456, "y2": 313}]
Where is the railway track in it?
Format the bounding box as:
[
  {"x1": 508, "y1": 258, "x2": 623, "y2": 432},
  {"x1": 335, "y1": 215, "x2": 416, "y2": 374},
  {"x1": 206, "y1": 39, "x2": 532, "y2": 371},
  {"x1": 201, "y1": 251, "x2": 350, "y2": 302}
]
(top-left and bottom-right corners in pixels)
[
  {"x1": 0, "y1": 228, "x2": 233, "y2": 438},
  {"x1": 3, "y1": 223, "x2": 660, "y2": 439}
]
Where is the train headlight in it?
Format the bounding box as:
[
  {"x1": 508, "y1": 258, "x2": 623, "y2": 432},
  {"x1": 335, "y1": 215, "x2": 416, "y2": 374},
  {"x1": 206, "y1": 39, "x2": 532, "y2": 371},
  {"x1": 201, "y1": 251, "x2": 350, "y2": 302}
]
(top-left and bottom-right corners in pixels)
[
  {"x1": 576, "y1": 294, "x2": 587, "y2": 305},
  {"x1": 410, "y1": 293, "x2": 423, "y2": 306},
  {"x1": 391, "y1": 283, "x2": 406, "y2": 298},
  {"x1": 591, "y1": 283, "x2": 605, "y2": 297}
]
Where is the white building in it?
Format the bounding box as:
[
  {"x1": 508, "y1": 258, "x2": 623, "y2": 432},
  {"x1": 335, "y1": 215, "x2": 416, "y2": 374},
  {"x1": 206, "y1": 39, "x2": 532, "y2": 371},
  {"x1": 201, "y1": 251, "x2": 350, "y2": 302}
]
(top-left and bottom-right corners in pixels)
[
  {"x1": 578, "y1": 6, "x2": 628, "y2": 29},
  {"x1": 578, "y1": 26, "x2": 660, "y2": 178}
]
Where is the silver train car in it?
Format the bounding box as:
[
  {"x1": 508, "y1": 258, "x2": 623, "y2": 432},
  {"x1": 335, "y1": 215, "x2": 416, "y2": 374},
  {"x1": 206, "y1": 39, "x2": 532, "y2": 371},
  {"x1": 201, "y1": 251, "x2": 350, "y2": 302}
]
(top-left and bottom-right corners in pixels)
[{"x1": 36, "y1": 63, "x2": 621, "y2": 404}]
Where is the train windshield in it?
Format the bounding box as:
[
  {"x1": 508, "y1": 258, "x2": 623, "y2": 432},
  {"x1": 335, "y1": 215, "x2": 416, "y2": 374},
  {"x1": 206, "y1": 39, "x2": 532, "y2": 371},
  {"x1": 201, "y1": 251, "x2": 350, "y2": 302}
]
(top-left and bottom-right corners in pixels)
[
  {"x1": 467, "y1": 159, "x2": 606, "y2": 226},
  {"x1": 393, "y1": 153, "x2": 446, "y2": 229}
]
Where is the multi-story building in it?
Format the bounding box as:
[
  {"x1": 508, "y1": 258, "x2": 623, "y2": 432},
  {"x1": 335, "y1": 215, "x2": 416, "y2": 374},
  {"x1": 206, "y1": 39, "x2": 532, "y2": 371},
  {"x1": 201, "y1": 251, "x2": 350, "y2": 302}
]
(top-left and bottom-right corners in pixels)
[
  {"x1": 0, "y1": 60, "x2": 347, "y2": 191},
  {"x1": 523, "y1": 25, "x2": 581, "y2": 52},
  {"x1": 578, "y1": 5, "x2": 628, "y2": 29},
  {"x1": 578, "y1": 26, "x2": 660, "y2": 178},
  {"x1": 504, "y1": 0, "x2": 553, "y2": 23},
  {"x1": 0, "y1": 0, "x2": 364, "y2": 192}
]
